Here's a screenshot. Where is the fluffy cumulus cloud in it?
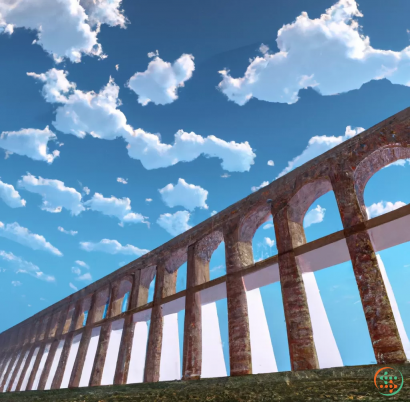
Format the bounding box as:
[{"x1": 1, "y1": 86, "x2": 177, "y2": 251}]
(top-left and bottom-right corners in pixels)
[
  {"x1": 0, "y1": 180, "x2": 26, "y2": 208},
  {"x1": 126, "y1": 129, "x2": 255, "y2": 172},
  {"x1": 278, "y1": 126, "x2": 364, "y2": 178},
  {"x1": 304, "y1": 205, "x2": 326, "y2": 228},
  {"x1": 127, "y1": 53, "x2": 195, "y2": 105},
  {"x1": 18, "y1": 174, "x2": 84, "y2": 215},
  {"x1": 264, "y1": 237, "x2": 275, "y2": 247},
  {"x1": 0, "y1": 250, "x2": 55, "y2": 282},
  {"x1": 58, "y1": 226, "x2": 78, "y2": 236},
  {"x1": 159, "y1": 178, "x2": 208, "y2": 211},
  {"x1": 80, "y1": 239, "x2": 149, "y2": 256},
  {"x1": 11, "y1": 280, "x2": 22, "y2": 286},
  {"x1": 251, "y1": 181, "x2": 269, "y2": 192},
  {"x1": 366, "y1": 201, "x2": 406, "y2": 219},
  {"x1": 117, "y1": 177, "x2": 128, "y2": 184},
  {"x1": 157, "y1": 210, "x2": 191, "y2": 236},
  {"x1": 69, "y1": 282, "x2": 78, "y2": 291},
  {"x1": 0, "y1": 0, "x2": 126, "y2": 62},
  {"x1": 211, "y1": 210, "x2": 217, "y2": 216},
  {"x1": 0, "y1": 127, "x2": 59, "y2": 163},
  {"x1": 267, "y1": 160, "x2": 274, "y2": 166},
  {"x1": 29, "y1": 70, "x2": 256, "y2": 172},
  {"x1": 0, "y1": 221, "x2": 62, "y2": 256},
  {"x1": 218, "y1": 0, "x2": 410, "y2": 105},
  {"x1": 84, "y1": 193, "x2": 148, "y2": 225}
]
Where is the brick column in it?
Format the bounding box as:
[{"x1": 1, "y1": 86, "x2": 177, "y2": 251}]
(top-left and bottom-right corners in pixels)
[
  {"x1": 144, "y1": 262, "x2": 177, "y2": 383},
  {"x1": 89, "y1": 283, "x2": 117, "y2": 387},
  {"x1": 223, "y1": 219, "x2": 253, "y2": 376},
  {"x1": 37, "y1": 308, "x2": 68, "y2": 390},
  {"x1": 114, "y1": 271, "x2": 148, "y2": 385},
  {"x1": 51, "y1": 300, "x2": 83, "y2": 390},
  {"x1": 273, "y1": 207, "x2": 319, "y2": 371},
  {"x1": 182, "y1": 243, "x2": 210, "y2": 380},
  {"x1": 331, "y1": 170, "x2": 406, "y2": 364},
  {"x1": 69, "y1": 293, "x2": 97, "y2": 388}
]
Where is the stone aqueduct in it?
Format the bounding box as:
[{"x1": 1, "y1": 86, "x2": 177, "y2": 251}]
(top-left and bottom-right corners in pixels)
[{"x1": 1, "y1": 108, "x2": 410, "y2": 393}]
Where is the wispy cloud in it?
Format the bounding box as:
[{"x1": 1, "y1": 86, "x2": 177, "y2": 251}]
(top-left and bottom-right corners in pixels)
[{"x1": 0, "y1": 250, "x2": 55, "y2": 282}]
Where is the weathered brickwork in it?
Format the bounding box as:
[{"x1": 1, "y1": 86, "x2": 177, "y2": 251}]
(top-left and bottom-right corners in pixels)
[{"x1": 1, "y1": 108, "x2": 410, "y2": 394}]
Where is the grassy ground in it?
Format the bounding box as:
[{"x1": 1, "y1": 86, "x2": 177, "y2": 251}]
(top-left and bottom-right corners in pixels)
[{"x1": 1, "y1": 364, "x2": 409, "y2": 401}]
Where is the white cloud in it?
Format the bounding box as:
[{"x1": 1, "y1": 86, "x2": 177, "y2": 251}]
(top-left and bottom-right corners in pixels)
[
  {"x1": 146, "y1": 198, "x2": 153, "y2": 203},
  {"x1": 159, "y1": 178, "x2": 208, "y2": 211},
  {"x1": 69, "y1": 282, "x2": 78, "y2": 291},
  {"x1": 0, "y1": 0, "x2": 126, "y2": 62},
  {"x1": 72, "y1": 267, "x2": 81, "y2": 275},
  {"x1": 75, "y1": 260, "x2": 89, "y2": 269},
  {"x1": 58, "y1": 226, "x2": 78, "y2": 236},
  {"x1": 304, "y1": 205, "x2": 326, "y2": 228},
  {"x1": 278, "y1": 126, "x2": 364, "y2": 178},
  {"x1": 117, "y1": 177, "x2": 128, "y2": 184},
  {"x1": 211, "y1": 210, "x2": 217, "y2": 216},
  {"x1": 366, "y1": 201, "x2": 406, "y2": 219},
  {"x1": 18, "y1": 174, "x2": 85, "y2": 215},
  {"x1": 221, "y1": 173, "x2": 231, "y2": 178},
  {"x1": 0, "y1": 221, "x2": 62, "y2": 256},
  {"x1": 210, "y1": 264, "x2": 225, "y2": 273},
  {"x1": 267, "y1": 160, "x2": 274, "y2": 166},
  {"x1": 27, "y1": 69, "x2": 75, "y2": 103},
  {"x1": 80, "y1": 239, "x2": 149, "y2": 256},
  {"x1": 127, "y1": 54, "x2": 195, "y2": 105},
  {"x1": 218, "y1": 0, "x2": 410, "y2": 105},
  {"x1": 30, "y1": 70, "x2": 256, "y2": 172},
  {"x1": 115, "y1": 64, "x2": 119, "y2": 71},
  {"x1": 259, "y1": 44, "x2": 270, "y2": 55},
  {"x1": 0, "y1": 127, "x2": 59, "y2": 163},
  {"x1": 12, "y1": 280, "x2": 22, "y2": 286},
  {"x1": 148, "y1": 50, "x2": 159, "y2": 58},
  {"x1": 0, "y1": 180, "x2": 26, "y2": 208},
  {"x1": 84, "y1": 193, "x2": 148, "y2": 224},
  {"x1": 384, "y1": 159, "x2": 410, "y2": 168},
  {"x1": 251, "y1": 181, "x2": 269, "y2": 192},
  {"x1": 83, "y1": 186, "x2": 91, "y2": 195},
  {"x1": 0, "y1": 250, "x2": 55, "y2": 281},
  {"x1": 157, "y1": 210, "x2": 191, "y2": 236},
  {"x1": 264, "y1": 237, "x2": 275, "y2": 247},
  {"x1": 76, "y1": 272, "x2": 92, "y2": 281},
  {"x1": 263, "y1": 223, "x2": 274, "y2": 229},
  {"x1": 126, "y1": 129, "x2": 255, "y2": 172}
]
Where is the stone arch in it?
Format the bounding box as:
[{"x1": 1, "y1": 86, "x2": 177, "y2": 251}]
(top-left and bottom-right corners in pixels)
[
  {"x1": 75, "y1": 296, "x2": 92, "y2": 329},
  {"x1": 196, "y1": 230, "x2": 224, "y2": 281},
  {"x1": 112, "y1": 276, "x2": 133, "y2": 316},
  {"x1": 236, "y1": 199, "x2": 274, "y2": 265},
  {"x1": 239, "y1": 203, "x2": 271, "y2": 244},
  {"x1": 354, "y1": 146, "x2": 410, "y2": 217},
  {"x1": 93, "y1": 286, "x2": 110, "y2": 322}
]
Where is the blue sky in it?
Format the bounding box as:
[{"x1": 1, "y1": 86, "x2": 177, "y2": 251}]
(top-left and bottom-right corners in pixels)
[{"x1": 0, "y1": 0, "x2": 410, "y2": 370}]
